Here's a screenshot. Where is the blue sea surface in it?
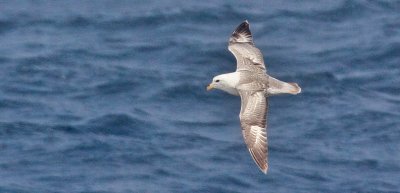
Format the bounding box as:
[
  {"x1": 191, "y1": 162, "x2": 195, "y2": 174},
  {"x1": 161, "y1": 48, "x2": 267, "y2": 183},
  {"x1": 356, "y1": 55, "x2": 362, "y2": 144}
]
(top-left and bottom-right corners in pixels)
[{"x1": 1, "y1": 1, "x2": 400, "y2": 192}]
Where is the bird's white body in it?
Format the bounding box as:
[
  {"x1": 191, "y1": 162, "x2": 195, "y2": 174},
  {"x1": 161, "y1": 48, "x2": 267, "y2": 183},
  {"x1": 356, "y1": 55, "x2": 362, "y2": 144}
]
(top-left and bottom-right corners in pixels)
[
  {"x1": 211, "y1": 72, "x2": 301, "y2": 96},
  {"x1": 207, "y1": 20, "x2": 301, "y2": 174}
]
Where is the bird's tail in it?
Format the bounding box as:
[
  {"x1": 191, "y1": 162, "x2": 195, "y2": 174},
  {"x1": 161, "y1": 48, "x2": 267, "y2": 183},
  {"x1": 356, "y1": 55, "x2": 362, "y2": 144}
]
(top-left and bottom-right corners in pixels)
[
  {"x1": 287, "y1": 82, "x2": 301, "y2": 95},
  {"x1": 267, "y1": 76, "x2": 301, "y2": 95}
]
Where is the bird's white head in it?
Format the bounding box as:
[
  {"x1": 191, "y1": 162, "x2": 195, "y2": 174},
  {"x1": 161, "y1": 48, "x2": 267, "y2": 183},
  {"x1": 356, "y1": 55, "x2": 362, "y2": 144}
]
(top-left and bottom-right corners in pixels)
[{"x1": 206, "y1": 72, "x2": 240, "y2": 95}]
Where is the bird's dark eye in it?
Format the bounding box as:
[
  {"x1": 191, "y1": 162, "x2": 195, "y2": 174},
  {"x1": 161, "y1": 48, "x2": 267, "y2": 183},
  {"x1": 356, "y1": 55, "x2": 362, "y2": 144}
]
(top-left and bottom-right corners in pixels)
[{"x1": 215, "y1": 80, "x2": 220, "y2": 82}]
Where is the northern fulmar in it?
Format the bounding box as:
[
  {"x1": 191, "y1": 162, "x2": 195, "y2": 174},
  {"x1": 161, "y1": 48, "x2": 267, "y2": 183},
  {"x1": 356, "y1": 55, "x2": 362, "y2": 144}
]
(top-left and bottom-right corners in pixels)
[{"x1": 207, "y1": 20, "x2": 301, "y2": 174}]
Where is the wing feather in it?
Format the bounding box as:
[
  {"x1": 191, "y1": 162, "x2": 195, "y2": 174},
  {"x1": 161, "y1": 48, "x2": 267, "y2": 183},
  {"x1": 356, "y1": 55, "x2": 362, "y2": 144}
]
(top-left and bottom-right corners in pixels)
[
  {"x1": 228, "y1": 21, "x2": 266, "y2": 72},
  {"x1": 239, "y1": 90, "x2": 269, "y2": 173}
]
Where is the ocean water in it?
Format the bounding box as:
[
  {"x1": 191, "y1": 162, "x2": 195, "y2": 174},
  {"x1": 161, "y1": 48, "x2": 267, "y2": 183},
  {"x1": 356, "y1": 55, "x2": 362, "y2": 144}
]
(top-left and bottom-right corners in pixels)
[{"x1": 0, "y1": 0, "x2": 399, "y2": 192}]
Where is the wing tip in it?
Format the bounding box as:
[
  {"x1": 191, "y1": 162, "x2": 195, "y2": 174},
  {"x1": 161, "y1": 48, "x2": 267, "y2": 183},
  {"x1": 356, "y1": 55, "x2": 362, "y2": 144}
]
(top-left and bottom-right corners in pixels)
[
  {"x1": 235, "y1": 20, "x2": 251, "y2": 34},
  {"x1": 248, "y1": 148, "x2": 269, "y2": 174},
  {"x1": 258, "y1": 158, "x2": 268, "y2": 174},
  {"x1": 261, "y1": 166, "x2": 268, "y2": 174},
  {"x1": 230, "y1": 20, "x2": 253, "y2": 44}
]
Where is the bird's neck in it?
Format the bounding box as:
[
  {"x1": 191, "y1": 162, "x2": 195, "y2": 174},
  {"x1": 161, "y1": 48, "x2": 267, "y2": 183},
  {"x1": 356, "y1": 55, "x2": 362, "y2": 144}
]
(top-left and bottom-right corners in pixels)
[
  {"x1": 222, "y1": 72, "x2": 240, "y2": 88},
  {"x1": 220, "y1": 72, "x2": 240, "y2": 96}
]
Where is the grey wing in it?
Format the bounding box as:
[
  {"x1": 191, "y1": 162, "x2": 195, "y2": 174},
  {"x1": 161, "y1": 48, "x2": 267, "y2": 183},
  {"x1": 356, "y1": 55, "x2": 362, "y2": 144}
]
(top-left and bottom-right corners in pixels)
[
  {"x1": 239, "y1": 90, "x2": 268, "y2": 173},
  {"x1": 228, "y1": 21, "x2": 266, "y2": 72}
]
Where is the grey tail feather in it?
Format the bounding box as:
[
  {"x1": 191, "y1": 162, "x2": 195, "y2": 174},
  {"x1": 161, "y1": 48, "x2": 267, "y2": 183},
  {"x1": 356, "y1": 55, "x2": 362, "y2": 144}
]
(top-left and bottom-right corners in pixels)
[{"x1": 288, "y1": 82, "x2": 301, "y2": 94}]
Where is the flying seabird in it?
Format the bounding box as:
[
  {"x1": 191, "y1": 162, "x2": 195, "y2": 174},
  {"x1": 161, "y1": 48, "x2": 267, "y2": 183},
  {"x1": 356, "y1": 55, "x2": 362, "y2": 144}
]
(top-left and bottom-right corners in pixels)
[{"x1": 207, "y1": 20, "x2": 301, "y2": 174}]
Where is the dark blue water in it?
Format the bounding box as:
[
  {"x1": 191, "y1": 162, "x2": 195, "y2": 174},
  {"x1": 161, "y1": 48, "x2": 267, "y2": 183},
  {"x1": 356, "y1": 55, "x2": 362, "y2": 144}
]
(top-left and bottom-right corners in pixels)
[{"x1": 1, "y1": 1, "x2": 399, "y2": 192}]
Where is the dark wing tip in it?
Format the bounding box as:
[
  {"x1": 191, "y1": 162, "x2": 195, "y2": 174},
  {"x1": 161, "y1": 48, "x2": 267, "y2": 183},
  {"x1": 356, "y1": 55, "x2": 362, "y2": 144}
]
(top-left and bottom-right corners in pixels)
[
  {"x1": 233, "y1": 20, "x2": 251, "y2": 36},
  {"x1": 237, "y1": 20, "x2": 250, "y2": 29},
  {"x1": 229, "y1": 20, "x2": 253, "y2": 44}
]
